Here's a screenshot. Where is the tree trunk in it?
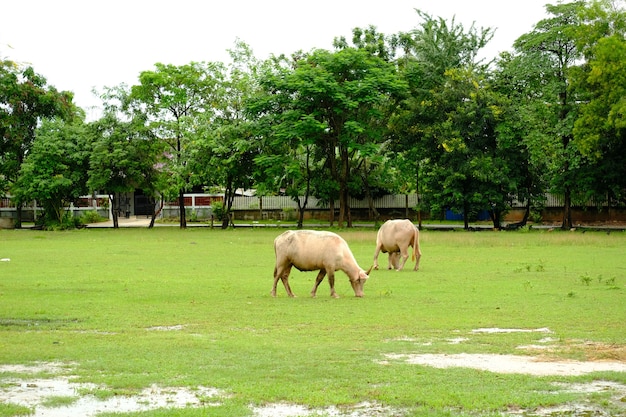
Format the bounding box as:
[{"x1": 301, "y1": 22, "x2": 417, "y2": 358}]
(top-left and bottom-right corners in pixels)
[
  {"x1": 16, "y1": 203, "x2": 23, "y2": 229},
  {"x1": 361, "y1": 171, "x2": 379, "y2": 222},
  {"x1": 490, "y1": 208, "x2": 501, "y2": 230},
  {"x1": 463, "y1": 200, "x2": 470, "y2": 230},
  {"x1": 178, "y1": 189, "x2": 186, "y2": 229},
  {"x1": 561, "y1": 186, "x2": 573, "y2": 230},
  {"x1": 338, "y1": 146, "x2": 351, "y2": 228},
  {"x1": 110, "y1": 193, "x2": 119, "y2": 229},
  {"x1": 148, "y1": 197, "x2": 163, "y2": 229},
  {"x1": 221, "y1": 185, "x2": 235, "y2": 229}
]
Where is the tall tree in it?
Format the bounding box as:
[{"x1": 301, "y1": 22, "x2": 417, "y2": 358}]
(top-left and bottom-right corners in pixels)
[
  {"x1": 393, "y1": 11, "x2": 496, "y2": 228},
  {"x1": 88, "y1": 86, "x2": 166, "y2": 228},
  {"x1": 514, "y1": 1, "x2": 585, "y2": 229},
  {"x1": 492, "y1": 53, "x2": 554, "y2": 227},
  {"x1": 13, "y1": 118, "x2": 90, "y2": 228},
  {"x1": 255, "y1": 47, "x2": 406, "y2": 227},
  {"x1": 573, "y1": 0, "x2": 626, "y2": 204},
  {"x1": 0, "y1": 62, "x2": 73, "y2": 226},
  {"x1": 190, "y1": 41, "x2": 259, "y2": 229},
  {"x1": 128, "y1": 62, "x2": 223, "y2": 228}
]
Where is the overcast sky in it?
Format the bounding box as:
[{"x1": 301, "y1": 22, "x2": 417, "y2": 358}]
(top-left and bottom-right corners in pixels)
[{"x1": 2, "y1": 1, "x2": 549, "y2": 119}]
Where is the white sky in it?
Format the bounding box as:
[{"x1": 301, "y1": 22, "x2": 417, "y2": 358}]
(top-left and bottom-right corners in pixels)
[{"x1": 2, "y1": 0, "x2": 549, "y2": 120}]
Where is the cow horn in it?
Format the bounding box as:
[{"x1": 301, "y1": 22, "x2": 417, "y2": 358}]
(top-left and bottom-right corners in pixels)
[{"x1": 365, "y1": 265, "x2": 373, "y2": 275}]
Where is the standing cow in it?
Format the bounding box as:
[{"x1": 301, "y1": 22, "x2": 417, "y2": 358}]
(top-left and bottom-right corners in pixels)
[
  {"x1": 373, "y1": 219, "x2": 422, "y2": 271},
  {"x1": 272, "y1": 230, "x2": 372, "y2": 298}
]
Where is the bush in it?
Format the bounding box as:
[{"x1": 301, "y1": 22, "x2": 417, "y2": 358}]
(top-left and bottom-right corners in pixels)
[
  {"x1": 211, "y1": 201, "x2": 225, "y2": 221},
  {"x1": 81, "y1": 210, "x2": 106, "y2": 224},
  {"x1": 37, "y1": 211, "x2": 83, "y2": 230}
]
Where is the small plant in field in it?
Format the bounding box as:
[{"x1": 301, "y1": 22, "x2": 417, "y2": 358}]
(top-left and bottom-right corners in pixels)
[
  {"x1": 580, "y1": 274, "x2": 592, "y2": 286},
  {"x1": 514, "y1": 260, "x2": 545, "y2": 273},
  {"x1": 378, "y1": 289, "x2": 393, "y2": 297},
  {"x1": 567, "y1": 291, "x2": 576, "y2": 298},
  {"x1": 523, "y1": 280, "x2": 533, "y2": 291},
  {"x1": 77, "y1": 387, "x2": 116, "y2": 400},
  {"x1": 535, "y1": 259, "x2": 546, "y2": 272},
  {"x1": 0, "y1": 403, "x2": 32, "y2": 416},
  {"x1": 40, "y1": 395, "x2": 78, "y2": 408}
]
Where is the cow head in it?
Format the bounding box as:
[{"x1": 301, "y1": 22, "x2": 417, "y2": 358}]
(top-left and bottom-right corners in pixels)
[{"x1": 351, "y1": 266, "x2": 372, "y2": 297}]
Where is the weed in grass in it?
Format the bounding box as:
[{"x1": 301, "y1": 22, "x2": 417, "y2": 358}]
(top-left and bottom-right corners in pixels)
[
  {"x1": 39, "y1": 395, "x2": 78, "y2": 408},
  {"x1": 0, "y1": 403, "x2": 32, "y2": 416}
]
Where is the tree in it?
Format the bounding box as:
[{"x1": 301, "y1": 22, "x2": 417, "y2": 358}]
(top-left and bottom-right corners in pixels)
[
  {"x1": 573, "y1": 0, "x2": 626, "y2": 204},
  {"x1": 492, "y1": 51, "x2": 560, "y2": 227},
  {"x1": 514, "y1": 1, "x2": 585, "y2": 229},
  {"x1": 0, "y1": 62, "x2": 73, "y2": 227},
  {"x1": 393, "y1": 11, "x2": 498, "y2": 228},
  {"x1": 13, "y1": 118, "x2": 90, "y2": 228},
  {"x1": 191, "y1": 41, "x2": 260, "y2": 229},
  {"x1": 251, "y1": 53, "x2": 325, "y2": 229},
  {"x1": 128, "y1": 62, "x2": 224, "y2": 228},
  {"x1": 254, "y1": 46, "x2": 406, "y2": 227},
  {"x1": 88, "y1": 87, "x2": 166, "y2": 228}
]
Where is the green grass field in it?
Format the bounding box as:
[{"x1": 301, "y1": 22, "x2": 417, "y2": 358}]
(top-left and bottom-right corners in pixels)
[{"x1": 0, "y1": 227, "x2": 625, "y2": 416}]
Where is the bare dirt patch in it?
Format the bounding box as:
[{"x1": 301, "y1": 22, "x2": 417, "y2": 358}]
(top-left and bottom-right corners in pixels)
[
  {"x1": 380, "y1": 353, "x2": 626, "y2": 376},
  {"x1": 251, "y1": 401, "x2": 406, "y2": 417},
  {"x1": 381, "y1": 328, "x2": 626, "y2": 416},
  {"x1": 471, "y1": 327, "x2": 553, "y2": 334},
  {"x1": 0, "y1": 363, "x2": 223, "y2": 416}
]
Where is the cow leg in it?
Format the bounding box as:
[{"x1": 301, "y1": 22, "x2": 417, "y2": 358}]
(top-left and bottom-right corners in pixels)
[
  {"x1": 373, "y1": 245, "x2": 382, "y2": 270},
  {"x1": 271, "y1": 266, "x2": 280, "y2": 297},
  {"x1": 397, "y1": 247, "x2": 409, "y2": 271},
  {"x1": 388, "y1": 252, "x2": 400, "y2": 270},
  {"x1": 310, "y1": 269, "x2": 327, "y2": 298},
  {"x1": 413, "y1": 247, "x2": 422, "y2": 271},
  {"x1": 327, "y1": 270, "x2": 339, "y2": 298},
  {"x1": 272, "y1": 264, "x2": 295, "y2": 297}
]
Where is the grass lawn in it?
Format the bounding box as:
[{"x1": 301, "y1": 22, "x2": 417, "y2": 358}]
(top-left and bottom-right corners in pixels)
[{"x1": 0, "y1": 227, "x2": 625, "y2": 416}]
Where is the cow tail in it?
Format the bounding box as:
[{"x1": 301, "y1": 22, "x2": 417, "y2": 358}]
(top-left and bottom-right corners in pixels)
[{"x1": 412, "y1": 226, "x2": 418, "y2": 261}]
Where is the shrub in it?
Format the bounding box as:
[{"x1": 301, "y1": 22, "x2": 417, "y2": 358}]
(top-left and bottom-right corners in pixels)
[{"x1": 81, "y1": 210, "x2": 106, "y2": 224}]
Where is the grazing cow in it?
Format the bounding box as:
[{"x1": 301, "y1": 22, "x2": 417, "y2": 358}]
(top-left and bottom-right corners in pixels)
[
  {"x1": 272, "y1": 230, "x2": 372, "y2": 298},
  {"x1": 373, "y1": 219, "x2": 422, "y2": 271}
]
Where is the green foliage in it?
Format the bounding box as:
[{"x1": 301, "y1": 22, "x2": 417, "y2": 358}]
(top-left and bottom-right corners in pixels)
[
  {"x1": 13, "y1": 118, "x2": 90, "y2": 226},
  {"x1": 210, "y1": 200, "x2": 225, "y2": 221},
  {"x1": 80, "y1": 210, "x2": 107, "y2": 224},
  {"x1": 0, "y1": 62, "x2": 74, "y2": 226},
  {"x1": 39, "y1": 396, "x2": 78, "y2": 408},
  {"x1": 0, "y1": 403, "x2": 32, "y2": 416},
  {"x1": 5, "y1": 3, "x2": 626, "y2": 235},
  {"x1": 252, "y1": 45, "x2": 407, "y2": 227},
  {"x1": 127, "y1": 61, "x2": 225, "y2": 227}
]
